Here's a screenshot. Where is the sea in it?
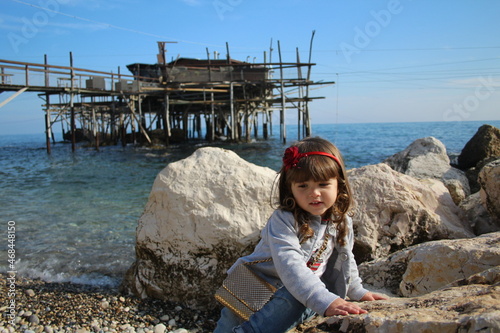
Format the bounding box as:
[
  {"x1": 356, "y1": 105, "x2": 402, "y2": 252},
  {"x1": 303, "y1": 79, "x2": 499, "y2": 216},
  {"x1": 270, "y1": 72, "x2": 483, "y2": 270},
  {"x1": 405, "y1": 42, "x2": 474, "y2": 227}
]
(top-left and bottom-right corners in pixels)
[{"x1": 1, "y1": 120, "x2": 499, "y2": 288}]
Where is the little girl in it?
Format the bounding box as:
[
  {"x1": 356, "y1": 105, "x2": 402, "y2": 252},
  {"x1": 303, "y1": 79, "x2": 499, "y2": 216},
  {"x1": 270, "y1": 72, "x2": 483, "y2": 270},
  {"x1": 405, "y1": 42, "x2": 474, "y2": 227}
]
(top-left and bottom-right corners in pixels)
[{"x1": 214, "y1": 136, "x2": 387, "y2": 333}]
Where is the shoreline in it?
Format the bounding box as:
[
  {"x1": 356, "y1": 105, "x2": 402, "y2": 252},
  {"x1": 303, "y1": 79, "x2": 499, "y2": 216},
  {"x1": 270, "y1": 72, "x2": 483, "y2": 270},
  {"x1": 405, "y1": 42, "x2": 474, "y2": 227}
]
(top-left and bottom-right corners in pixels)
[{"x1": 0, "y1": 273, "x2": 219, "y2": 333}]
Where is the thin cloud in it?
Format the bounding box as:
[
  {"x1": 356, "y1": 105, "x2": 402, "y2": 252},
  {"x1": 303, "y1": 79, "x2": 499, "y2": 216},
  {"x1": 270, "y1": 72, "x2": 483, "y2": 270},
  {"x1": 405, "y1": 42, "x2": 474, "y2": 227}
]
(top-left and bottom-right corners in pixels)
[
  {"x1": 181, "y1": 0, "x2": 204, "y2": 6},
  {"x1": 447, "y1": 76, "x2": 500, "y2": 88}
]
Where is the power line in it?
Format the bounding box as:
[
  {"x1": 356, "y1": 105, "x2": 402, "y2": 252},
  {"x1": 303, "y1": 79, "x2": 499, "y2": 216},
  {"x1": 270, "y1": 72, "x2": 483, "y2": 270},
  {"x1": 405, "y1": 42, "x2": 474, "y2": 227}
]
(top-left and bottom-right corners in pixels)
[{"x1": 315, "y1": 46, "x2": 500, "y2": 53}]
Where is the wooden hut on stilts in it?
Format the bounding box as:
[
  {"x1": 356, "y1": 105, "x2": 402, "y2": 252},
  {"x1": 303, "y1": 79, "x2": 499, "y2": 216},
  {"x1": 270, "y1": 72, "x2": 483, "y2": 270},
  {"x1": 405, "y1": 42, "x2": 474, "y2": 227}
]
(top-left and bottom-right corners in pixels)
[{"x1": 0, "y1": 33, "x2": 334, "y2": 153}]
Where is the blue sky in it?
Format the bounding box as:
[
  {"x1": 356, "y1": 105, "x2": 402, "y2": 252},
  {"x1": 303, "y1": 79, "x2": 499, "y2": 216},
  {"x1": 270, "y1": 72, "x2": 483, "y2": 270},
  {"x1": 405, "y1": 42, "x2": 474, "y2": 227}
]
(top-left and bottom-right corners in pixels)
[{"x1": 0, "y1": 0, "x2": 499, "y2": 135}]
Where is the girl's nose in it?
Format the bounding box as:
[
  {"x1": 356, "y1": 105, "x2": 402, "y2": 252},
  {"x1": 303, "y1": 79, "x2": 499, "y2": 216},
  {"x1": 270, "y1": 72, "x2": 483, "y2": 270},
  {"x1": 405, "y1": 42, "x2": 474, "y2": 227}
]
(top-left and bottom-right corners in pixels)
[{"x1": 310, "y1": 187, "x2": 320, "y2": 197}]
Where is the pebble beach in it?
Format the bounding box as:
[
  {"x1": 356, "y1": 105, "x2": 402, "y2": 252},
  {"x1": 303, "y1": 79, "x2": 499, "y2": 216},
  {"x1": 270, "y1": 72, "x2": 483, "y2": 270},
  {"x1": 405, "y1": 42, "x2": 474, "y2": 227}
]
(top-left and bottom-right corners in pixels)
[{"x1": 0, "y1": 274, "x2": 219, "y2": 333}]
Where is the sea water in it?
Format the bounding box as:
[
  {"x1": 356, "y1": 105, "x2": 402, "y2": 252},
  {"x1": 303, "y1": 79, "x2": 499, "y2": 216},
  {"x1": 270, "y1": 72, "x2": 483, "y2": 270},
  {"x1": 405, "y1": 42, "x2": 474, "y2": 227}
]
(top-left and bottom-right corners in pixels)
[{"x1": 1, "y1": 121, "x2": 499, "y2": 287}]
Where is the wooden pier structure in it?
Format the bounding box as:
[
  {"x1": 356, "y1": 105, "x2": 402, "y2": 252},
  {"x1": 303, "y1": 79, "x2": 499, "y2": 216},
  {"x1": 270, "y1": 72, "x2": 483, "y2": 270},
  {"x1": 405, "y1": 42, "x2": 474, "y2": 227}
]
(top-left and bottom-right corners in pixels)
[{"x1": 0, "y1": 41, "x2": 333, "y2": 153}]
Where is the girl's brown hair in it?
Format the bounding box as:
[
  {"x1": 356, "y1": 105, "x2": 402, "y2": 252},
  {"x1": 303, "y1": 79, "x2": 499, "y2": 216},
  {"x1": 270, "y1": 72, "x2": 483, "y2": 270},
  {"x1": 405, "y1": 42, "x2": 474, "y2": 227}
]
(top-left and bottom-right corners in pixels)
[{"x1": 274, "y1": 137, "x2": 353, "y2": 246}]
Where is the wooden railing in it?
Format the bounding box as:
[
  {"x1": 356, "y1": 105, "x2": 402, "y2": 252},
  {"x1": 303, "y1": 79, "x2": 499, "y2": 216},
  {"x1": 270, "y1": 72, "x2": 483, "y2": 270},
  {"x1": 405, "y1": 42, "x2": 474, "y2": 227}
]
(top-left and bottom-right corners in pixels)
[{"x1": 0, "y1": 58, "x2": 158, "y2": 92}]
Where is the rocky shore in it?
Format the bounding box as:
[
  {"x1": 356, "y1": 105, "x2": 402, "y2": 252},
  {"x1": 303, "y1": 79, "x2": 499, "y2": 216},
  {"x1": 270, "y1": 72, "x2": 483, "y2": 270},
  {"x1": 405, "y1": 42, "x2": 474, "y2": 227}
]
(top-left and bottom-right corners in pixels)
[
  {"x1": 3, "y1": 124, "x2": 499, "y2": 333},
  {"x1": 0, "y1": 274, "x2": 219, "y2": 333}
]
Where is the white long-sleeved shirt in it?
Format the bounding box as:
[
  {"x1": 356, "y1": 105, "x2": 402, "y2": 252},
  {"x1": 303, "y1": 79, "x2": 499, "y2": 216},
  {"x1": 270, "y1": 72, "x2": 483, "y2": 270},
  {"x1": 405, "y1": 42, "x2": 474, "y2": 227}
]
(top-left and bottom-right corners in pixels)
[{"x1": 228, "y1": 209, "x2": 369, "y2": 316}]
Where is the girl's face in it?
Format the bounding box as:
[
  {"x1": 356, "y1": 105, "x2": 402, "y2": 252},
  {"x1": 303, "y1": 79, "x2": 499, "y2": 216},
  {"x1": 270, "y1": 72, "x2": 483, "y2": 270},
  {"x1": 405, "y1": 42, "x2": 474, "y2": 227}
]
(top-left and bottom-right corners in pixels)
[{"x1": 291, "y1": 177, "x2": 338, "y2": 217}]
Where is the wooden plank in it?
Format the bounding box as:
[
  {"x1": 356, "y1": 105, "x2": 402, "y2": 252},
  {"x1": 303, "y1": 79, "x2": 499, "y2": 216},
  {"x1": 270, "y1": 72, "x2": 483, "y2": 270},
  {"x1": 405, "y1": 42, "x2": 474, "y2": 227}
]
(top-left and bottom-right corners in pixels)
[{"x1": 0, "y1": 87, "x2": 28, "y2": 108}]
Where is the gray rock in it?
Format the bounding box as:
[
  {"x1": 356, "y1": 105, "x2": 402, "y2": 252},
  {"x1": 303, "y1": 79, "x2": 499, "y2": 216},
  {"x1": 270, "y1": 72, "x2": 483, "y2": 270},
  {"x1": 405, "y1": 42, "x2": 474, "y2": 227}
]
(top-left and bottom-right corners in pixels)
[
  {"x1": 25, "y1": 289, "x2": 35, "y2": 297},
  {"x1": 478, "y1": 159, "x2": 500, "y2": 227},
  {"x1": 306, "y1": 284, "x2": 500, "y2": 333},
  {"x1": 458, "y1": 124, "x2": 500, "y2": 170},
  {"x1": 348, "y1": 163, "x2": 473, "y2": 262},
  {"x1": 460, "y1": 192, "x2": 499, "y2": 235},
  {"x1": 153, "y1": 323, "x2": 166, "y2": 333},
  {"x1": 28, "y1": 314, "x2": 39, "y2": 324},
  {"x1": 358, "y1": 232, "x2": 500, "y2": 297},
  {"x1": 384, "y1": 136, "x2": 470, "y2": 204}
]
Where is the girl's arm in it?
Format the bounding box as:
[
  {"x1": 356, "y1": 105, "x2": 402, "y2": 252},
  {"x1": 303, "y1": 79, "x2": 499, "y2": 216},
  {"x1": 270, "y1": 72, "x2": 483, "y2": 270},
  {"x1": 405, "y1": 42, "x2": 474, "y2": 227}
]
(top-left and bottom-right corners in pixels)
[
  {"x1": 343, "y1": 217, "x2": 388, "y2": 303},
  {"x1": 266, "y1": 210, "x2": 339, "y2": 316}
]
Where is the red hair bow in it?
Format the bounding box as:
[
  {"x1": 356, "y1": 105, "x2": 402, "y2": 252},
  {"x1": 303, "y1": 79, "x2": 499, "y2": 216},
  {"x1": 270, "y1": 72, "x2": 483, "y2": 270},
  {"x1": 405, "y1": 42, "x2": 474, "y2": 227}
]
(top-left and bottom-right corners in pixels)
[{"x1": 282, "y1": 146, "x2": 341, "y2": 171}]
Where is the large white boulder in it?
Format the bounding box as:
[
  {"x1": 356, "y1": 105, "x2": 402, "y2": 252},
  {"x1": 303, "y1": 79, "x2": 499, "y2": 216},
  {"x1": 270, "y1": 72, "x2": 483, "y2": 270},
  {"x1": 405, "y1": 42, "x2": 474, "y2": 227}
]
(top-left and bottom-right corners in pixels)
[
  {"x1": 121, "y1": 147, "x2": 276, "y2": 307},
  {"x1": 348, "y1": 163, "x2": 474, "y2": 262},
  {"x1": 384, "y1": 136, "x2": 470, "y2": 204},
  {"x1": 358, "y1": 232, "x2": 500, "y2": 297}
]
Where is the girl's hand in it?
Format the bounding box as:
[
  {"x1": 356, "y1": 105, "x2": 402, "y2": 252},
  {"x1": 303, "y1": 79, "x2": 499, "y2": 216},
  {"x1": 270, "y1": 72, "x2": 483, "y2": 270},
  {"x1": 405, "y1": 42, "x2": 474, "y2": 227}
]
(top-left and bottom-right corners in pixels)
[
  {"x1": 324, "y1": 297, "x2": 367, "y2": 316},
  {"x1": 360, "y1": 292, "x2": 388, "y2": 301}
]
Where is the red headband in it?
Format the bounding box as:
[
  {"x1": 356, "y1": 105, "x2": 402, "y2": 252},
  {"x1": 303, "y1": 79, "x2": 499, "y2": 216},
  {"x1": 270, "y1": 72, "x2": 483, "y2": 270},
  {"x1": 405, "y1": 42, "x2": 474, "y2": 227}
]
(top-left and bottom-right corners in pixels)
[{"x1": 282, "y1": 146, "x2": 341, "y2": 171}]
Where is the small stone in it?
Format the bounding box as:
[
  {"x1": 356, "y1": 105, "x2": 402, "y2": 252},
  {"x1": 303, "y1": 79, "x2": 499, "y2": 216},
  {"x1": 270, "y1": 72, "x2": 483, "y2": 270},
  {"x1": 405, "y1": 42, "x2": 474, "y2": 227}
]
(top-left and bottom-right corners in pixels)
[
  {"x1": 28, "y1": 314, "x2": 39, "y2": 324},
  {"x1": 153, "y1": 324, "x2": 166, "y2": 333},
  {"x1": 25, "y1": 289, "x2": 36, "y2": 297},
  {"x1": 171, "y1": 329, "x2": 188, "y2": 333},
  {"x1": 168, "y1": 318, "x2": 176, "y2": 327},
  {"x1": 159, "y1": 315, "x2": 169, "y2": 321},
  {"x1": 75, "y1": 329, "x2": 89, "y2": 333},
  {"x1": 43, "y1": 326, "x2": 53, "y2": 333},
  {"x1": 174, "y1": 306, "x2": 182, "y2": 311},
  {"x1": 100, "y1": 301, "x2": 110, "y2": 309},
  {"x1": 119, "y1": 296, "x2": 125, "y2": 302}
]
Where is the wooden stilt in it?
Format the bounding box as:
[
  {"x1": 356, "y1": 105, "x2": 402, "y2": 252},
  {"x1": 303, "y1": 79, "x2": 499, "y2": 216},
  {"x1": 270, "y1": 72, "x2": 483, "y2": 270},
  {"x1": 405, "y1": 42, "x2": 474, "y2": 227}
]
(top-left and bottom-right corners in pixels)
[
  {"x1": 111, "y1": 101, "x2": 116, "y2": 144},
  {"x1": 45, "y1": 94, "x2": 51, "y2": 154},
  {"x1": 120, "y1": 113, "x2": 126, "y2": 147},
  {"x1": 263, "y1": 111, "x2": 269, "y2": 140},
  {"x1": 210, "y1": 92, "x2": 215, "y2": 142},
  {"x1": 305, "y1": 30, "x2": 316, "y2": 138},
  {"x1": 164, "y1": 94, "x2": 170, "y2": 146},
  {"x1": 253, "y1": 112, "x2": 258, "y2": 139},
  {"x1": 69, "y1": 52, "x2": 76, "y2": 152},
  {"x1": 230, "y1": 82, "x2": 235, "y2": 141},
  {"x1": 278, "y1": 41, "x2": 286, "y2": 144},
  {"x1": 92, "y1": 105, "x2": 99, "y2": 151}
]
